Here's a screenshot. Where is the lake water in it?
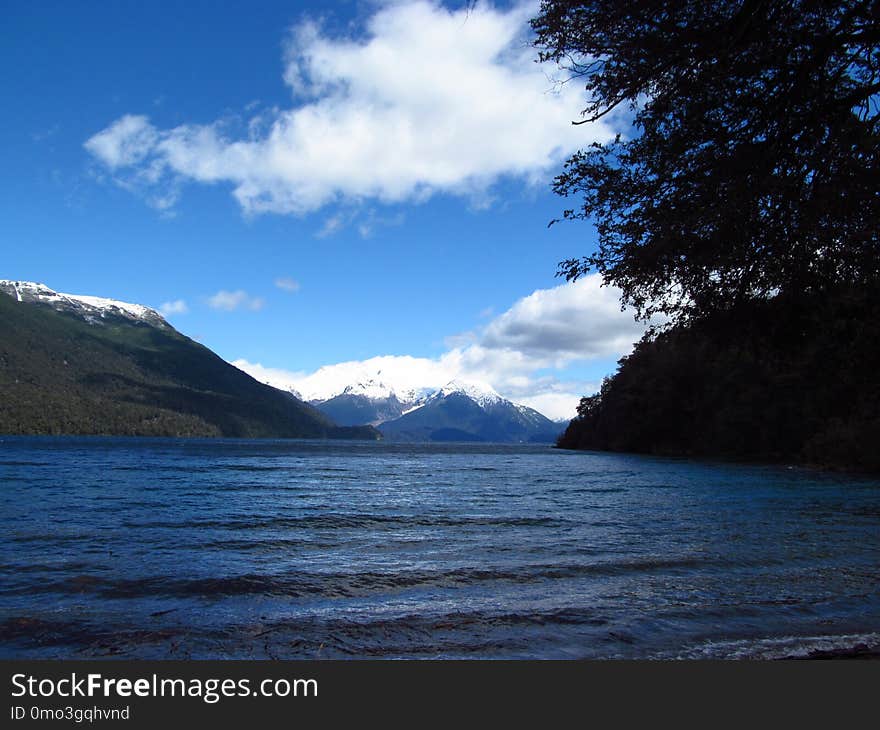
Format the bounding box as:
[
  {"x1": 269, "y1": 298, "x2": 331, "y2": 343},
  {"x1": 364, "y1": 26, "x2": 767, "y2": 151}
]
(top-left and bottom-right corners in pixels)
[{"x1": 1, "y1": 437, "x2": 879, "y2": 659}]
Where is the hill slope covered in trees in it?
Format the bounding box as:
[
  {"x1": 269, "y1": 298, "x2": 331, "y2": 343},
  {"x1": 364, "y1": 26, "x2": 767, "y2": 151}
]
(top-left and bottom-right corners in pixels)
[
  {"x1": 557, "y1": 289, "x2": 880, "y2": 471},
  {"x1": 536, "y1": 1, "x2": 879, "y2": 470},
  {"x1": 0, "y1": 288, "x2": 378, "y2": 439}
]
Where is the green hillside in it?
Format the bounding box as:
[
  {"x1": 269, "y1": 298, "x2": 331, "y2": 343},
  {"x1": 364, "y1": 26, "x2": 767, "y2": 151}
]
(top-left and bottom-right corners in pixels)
[
  {"x1": 556, "y1": 290, "x2": 880, "y2": 471},
  {"x1": 0, "y1": 293, "x2": 378, "y2": 439}
]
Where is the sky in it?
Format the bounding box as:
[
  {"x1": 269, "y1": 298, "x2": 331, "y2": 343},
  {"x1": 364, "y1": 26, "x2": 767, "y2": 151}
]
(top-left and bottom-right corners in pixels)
[{"x1": 2, "y1": 0, "x2": 648, "y2": 419}]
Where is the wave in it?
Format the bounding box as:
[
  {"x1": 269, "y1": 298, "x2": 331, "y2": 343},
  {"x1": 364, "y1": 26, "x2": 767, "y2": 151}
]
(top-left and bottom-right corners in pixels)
[
  {"x1": 0, "y1": 606, "x2": 604, "y2": 659},
  {"x1": 662, "y1": 631, "x2": 880, "y2": 660},
  {"x1": 118, "y1": 513, "x2": 566, "y2": 531},
  {"x1": 11, "y1": 557, "x2": 717, "y2": 599}
]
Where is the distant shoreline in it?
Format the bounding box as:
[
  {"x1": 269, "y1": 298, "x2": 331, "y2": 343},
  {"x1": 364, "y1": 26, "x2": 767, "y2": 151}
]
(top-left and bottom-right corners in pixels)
[{"x1": 555, "y1": 443, "x2": 880, "y2": 477}]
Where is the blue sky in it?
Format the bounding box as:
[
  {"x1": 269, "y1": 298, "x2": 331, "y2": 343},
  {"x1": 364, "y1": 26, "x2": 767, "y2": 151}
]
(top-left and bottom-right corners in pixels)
[{"x1": 2, "y1": 1, "x2": 647, "y2": 418}]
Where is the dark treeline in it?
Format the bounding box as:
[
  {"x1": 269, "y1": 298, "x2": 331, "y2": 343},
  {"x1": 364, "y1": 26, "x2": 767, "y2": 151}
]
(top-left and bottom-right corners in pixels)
[
  {"x1": 557, "y1": 286, "x2": 880, "y2": 470},
  {"x1": 535, "y1": 1, "x2": 879, "y2": 469}
]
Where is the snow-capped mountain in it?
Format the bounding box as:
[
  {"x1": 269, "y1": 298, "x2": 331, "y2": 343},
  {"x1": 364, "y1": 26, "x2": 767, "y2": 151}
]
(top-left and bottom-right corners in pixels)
[
  {"x1": 419, "y1": 379, "x2": 503, "y2": 409},
  {"x1": 342, "y1": 379, "x2": 395, "y2": 399},
  {"x1": 0, "y1": 280, "x2": 167, "y2": 328},
  {"x1": 337, "y1": 378, "x2": 431, "y2": 404},
  {"x1": 310, "y1": 378, "x2": 433, "y2": 426},
  {"x1": 253, "y1": 368, "x2": 563, "y2": 441},
  {"x1": 377, "y1": 380, "x2": 562, "y2": 443},
  {"x1": 0, "y1": 279, "x2": 556, "y2": 442},
  {"x1": 273, "y1": 370, "x2": 560, "y2": 441},
  {"x1": 316, "y1": 390, "x2": 411, "y2": 427}
]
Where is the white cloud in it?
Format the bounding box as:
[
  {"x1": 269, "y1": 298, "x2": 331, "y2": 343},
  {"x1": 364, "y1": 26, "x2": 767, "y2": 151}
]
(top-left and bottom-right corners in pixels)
[
  {"x1": 233, "y1": 274, "x2": 650, "y2": 420},
  {"x1": 158, "y1": 299, "x2": 188, "y2": 316},
  {"x1": 83, "y1": 1, "x2": 616, "y2": 215},
  {"x1": 316, "y1": 213, "x2": 346, "y2": 238},
  {"x1": 84, "y1": 115, "x2": 158, "y2": 168},
  {"x1": 315, "y1": 207, "x2": 406, "y2": 238},
  {"x1": 231, "y1": 361, "x2": 308, "y2": 395},
  {"x1": 274, "y1": 277, "x2": 301, "y2": 292},
  {"x1": 479, "y1": 275, "x2": 647, "y2": 361},
  {"x1": 357, "y1": 210, "x2": 406, "y2": 239},
  {"x1": 256, "y1": 354, "x2": 454, "y2": 401},
  {"x1": 207, "y1": 289, "x2": 265, "y2": 312},
  {"x1": 517, "y1": 391, "x2": 593, "y2": 422}
]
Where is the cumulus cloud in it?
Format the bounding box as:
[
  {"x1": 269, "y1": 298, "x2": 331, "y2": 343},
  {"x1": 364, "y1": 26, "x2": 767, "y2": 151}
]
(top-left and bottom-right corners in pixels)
[
  {"x1": 274, "y1": 277, "x2": 301, "y2": 293},
  {"x1": 231, "y1": 361, "x2": 308, "y2": 395},
  {"x1": 207, "y1": 290, "x2": 265, "y2": 312},
  {"x1": 250, "y1": 354, "x2": 454, "y2": 401},
  {"x1": 517, "y1": 390, "x2": 596, "y2": 422},
  {"x1": 83, "y1": 1, "x2": 616, "y2": 215},
  {"x1": 479, "y1": 275, "x2": 647, "y2": 362},
  {"x1": 158, "y1": 299, "x2": 188, "y2": 316},
  {"x1": 84, "y1": 115, "x2": 158, "y2": 168},
  {"x1": 233, "y1": 274, "x2": 651, "y2": 420}
]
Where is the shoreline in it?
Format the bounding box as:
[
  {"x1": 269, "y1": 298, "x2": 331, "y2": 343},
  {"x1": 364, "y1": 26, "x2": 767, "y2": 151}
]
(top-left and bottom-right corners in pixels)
[
  {"x1": 792, "y1": 644, "x2": 880, "y2": 660},
  {"x1": 554, "y1": 444, "x2": 880, "y2": 477}
]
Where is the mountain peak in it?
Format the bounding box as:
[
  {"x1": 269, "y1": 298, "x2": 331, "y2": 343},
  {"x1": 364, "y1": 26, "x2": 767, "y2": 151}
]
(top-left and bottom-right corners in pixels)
[
  {"x1": 378, "y1": 379, "x2": 561, "y2": 443},
  {"x1": 0, "y1": 280, "x2": 167, "y2": 328},
  {"x1": 341, "y1": 378, "x2": 397, "y2": 400},
  {"x1": 433, "y1": 379, "x2": 503, "y2": 408}
]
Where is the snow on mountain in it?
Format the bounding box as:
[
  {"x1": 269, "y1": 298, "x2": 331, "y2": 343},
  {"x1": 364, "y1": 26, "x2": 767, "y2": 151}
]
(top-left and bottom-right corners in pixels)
[
  {"x1": 341, "y1": 379, "x2": 392, "y2": 399},
  {"x1": 309, "y1": 377, "x2": 437, "y2": 427},
  {"x1": 235, "y1": 360, "x2": 545, "y2": 421},
  {"x1": 298, "y1": 369, "x2": 561, "y2": 439},
  {"x1": 314, "y1": 376, "x2": 503, "y2": 410},
  {"x1": 378, "y1": 379, "x2": 562, "y2": 443},
  {"x1": 235, "y1": 358, "x2": 560, "y2": 427},
  {"x1": 308, "y1": 377, "x2": 433, "y2": 406},
  {"x1": 379, "y1": 379, "x2": 557, "y2": 428},
  {"x1": 257, "y1": 356, "x2": 449, "y2": 403},
  {"x1": 337, "y1": 378, "x2": 427, "y2": 402},
  {"x1": 0, "y1": 280, "x2": 167, "y2": 328},
  {"x1": 426, "y1": 379, "x2": 503, "y2": 408},
  {"x1": 235, "y1": 361, "x2": 557, "y2": 425}
]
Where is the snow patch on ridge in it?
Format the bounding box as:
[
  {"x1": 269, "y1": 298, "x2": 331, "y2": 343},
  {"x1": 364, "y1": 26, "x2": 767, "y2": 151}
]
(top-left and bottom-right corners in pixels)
[
  {"x1": 340, "y1": 379, "x2": 398, "y2": 400},
  {"x1": 64, "y1": 293, "x2": 155, "y2": 320},
  {"x1": 0, "y1": 280, "x2": 166, "y2": 327},
  {"x1": 431, "y1": 379, "x2": 503, "y2": 408},
  {"x1": 336, "y1": 377, "x2": 505, "y2": 411}
]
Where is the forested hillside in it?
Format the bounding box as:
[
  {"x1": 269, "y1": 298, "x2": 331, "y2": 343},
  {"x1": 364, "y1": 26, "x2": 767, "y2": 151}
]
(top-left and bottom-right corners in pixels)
[
  {"x1": 0, "y1": 291, "x2": 378, "y2": 440},
  {"x1": 557, "y1": 289, "x2": 880, "y2": 471},
  {"x1": 535, "y1": 1, "x2": 879, "y2": 470}
]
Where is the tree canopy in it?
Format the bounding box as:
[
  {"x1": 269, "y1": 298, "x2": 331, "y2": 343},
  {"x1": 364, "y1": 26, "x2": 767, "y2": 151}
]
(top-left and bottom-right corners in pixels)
[{"x1": 533, "y1": 0, "x2": 880, "y2": 321}]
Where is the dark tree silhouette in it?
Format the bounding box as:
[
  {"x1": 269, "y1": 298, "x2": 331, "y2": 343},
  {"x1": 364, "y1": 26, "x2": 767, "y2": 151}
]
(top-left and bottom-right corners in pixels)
[
  {"x1": 537, "y1": 2, "x2": 880, "y2": 469},
  {"x1": 533, "y1": 0, "x2": 880, "y2": 321}
]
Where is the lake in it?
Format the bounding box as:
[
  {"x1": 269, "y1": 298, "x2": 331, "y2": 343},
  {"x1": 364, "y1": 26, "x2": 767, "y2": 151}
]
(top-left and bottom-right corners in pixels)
[{"x1": 1, "y1": 437, "x2": 878, "y2": 659}]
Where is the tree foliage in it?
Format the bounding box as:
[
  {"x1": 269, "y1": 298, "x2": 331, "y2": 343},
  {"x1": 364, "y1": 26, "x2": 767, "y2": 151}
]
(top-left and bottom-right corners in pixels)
[
  {"x1": 556, "y1": 287, "x2": 880, "y2": 470},
  {"x1": 533, "y1": 0, "x2": 880, "y2": 320},
  {"x1": 0, "y1": 293, "x2": 379, "y2": 440}
]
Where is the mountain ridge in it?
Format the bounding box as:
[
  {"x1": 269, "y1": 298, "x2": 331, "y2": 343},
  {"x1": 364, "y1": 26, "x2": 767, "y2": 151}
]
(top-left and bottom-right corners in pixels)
[
  {"x1": 0, "y1": 282, "x2": 378, "y2": 440},
  {"x1": 0, "y1": 280, "x2": 167, "y2": 328},
  {"x1": 301, "y1": 376, "x2": 561, "y2": 443},
  {"x1": 378, "y1": 386, "x2": 561, "y2": 443},
  {"x1": 0, "y1": 280, "x2": 560, "y2": 443}
]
